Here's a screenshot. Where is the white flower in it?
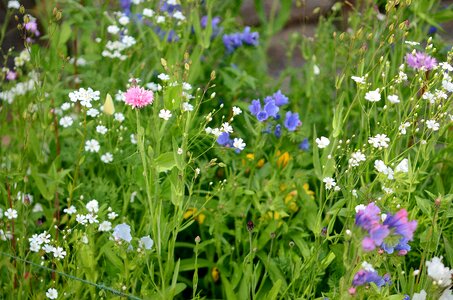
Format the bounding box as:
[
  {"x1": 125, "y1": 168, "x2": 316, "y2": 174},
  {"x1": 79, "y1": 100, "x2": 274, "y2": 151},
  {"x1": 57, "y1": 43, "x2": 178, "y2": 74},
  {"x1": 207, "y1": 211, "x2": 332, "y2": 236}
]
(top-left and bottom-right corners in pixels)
[
  {"x1": 143, "y1": 8, "x2": 154, "y2": 17},
  {"x1": 156, "y1": 15, "x2": 165, "y2": 24},
  {"x1": 399, "y1": 122, "x2": 410, "y2": 135},
  {"x1": 101, "y1": 152, "x2": 113, "y2": 163},
  {"x1": 86, "y1": 214, "x2": 98, "y2": 224},
  {"x1": 232, "y1": 106, "x2": 242, "y2": 116},
  {"x1": 30, "y1": 242, "x2": 40, "y2": 252},
  {"x1": 96, "y1": 125, "x2": 108, "y2": 135},
  {"x1": 86, "y1": 199, "x2": 99, "y2": 213},
  {"x1": 7, "y1": 1, "x2": 21, "y2": 9},
  {"x1": 374, "y1": 160, "x2": 394, "y2": 180},
  {"x1": 368, "y1": 134, "x2": 390, "y2": 149},
  {"x1": 439, "y1": 62, "x2": 453, "y2": 72},
  {"x1": 422, "y1": 91, "x2": 435, "y2": 104},
  {"x1": 361, "y1": 261, "x2": 375, "y2": 272},
  {"x1": 351, "y1": 76, "x2": 366, "y2": 84},
  {"x1": 107, "y1": 25, "x2": 120, "y2": 35},
  {"x1": 412, "y1": 290, "x2": 427, "y2": 300},
  {"x1": 59, "y1": 116, "x2": 73, "y2": 128},
  {"x1": 387, "y1": 94, "x2": 400, "y2": 104},
  {"x1": 42, "y1": 244, "x2": 55, "y2": 254},
  {"x1": 130, "y1": 134, "x2": 137, "y2": 144},
  {"x1": 440, "y1": 288, "x2": 453, "y2": 300},
  {"x1": 61, "y1": 102, "x2": 71, "y2": 111},
  {"x1": 4, "y1": 208, "x2": 18, "y2": 219},
  {"x1": 426, "y1": 257, "x2": 453, "y2": 287},
  {"x1": 76, "y1": 214, "x2": 88, "y2": 225},
  {"x1": 87, "y1": 108, "x2": 99, "y2": 117},
  {"x1": 118, "y1": 15, "x2": 130, "y2": 26},
  {"x1": 348, "y1": 150, "x2": 366, "y2": 167},
  {"x1": 158, "y1": 73, "x2": 170, "y2": 81},
  {"x1": 98, "y1": 221, "x2": 112, "y2": 232},
  {"x1": 32, "y1": 203, "x2": 43, "y2": 213},
  {"x1": 113, "y1": 223, "x2": 132, "y2": 242},
  {"x1": 172, "y1": 11, "x2": 186, "y2": 21},
  {"x1": 221, "y1": 122, "x2": 233, "y2": 133},
  {"x1": 108, "y1": 211, "x2": 118, "y2": 220},
  {"x1": 365, "y1": 88, "x2": 381, "y2": 102},
  {"x1": 177, "y1": 148, "x2": 183, "y2": 155},
  {"x1": 382, "y1": 186, "x2": 394, "y2": 194},
  {"x1": 442, "y1": 79, "x2": 453, "y2": 93},
  {"x1": 46, "y1": 288, "x2": 58, "y2": 299},
  {"x1": 355, "y1": 204, "x2": 366, "y2": 212},
  {"x1": 352, "y1": 190, "x2": 358, "y2": 198},
  {"x1": 182, "y1": 102, "x2": 194, "y2": 112},
  {"x1": 146, "y1": 82, "x2": 162, "y2": 91},
  {"x1": 159, "y1": 109, "x2": 172, "y2": 120},
  {"x1": 233, "y1": 138, "x2": 246, "y2": 151},
  {"x1": 85, "y1": 139, "x2": 100, "y2": 153},
  {"x1": 195, "y1": 168, "x2": 201, "y2": 175},
  {"x1": 315, "y1": 136, "x2": 330, "y2": 149},
  {"x1": 395, "y1": 158, "x2": 409, "y2": 173},
  {"x1": 182, "y1": 82, "x2": 192, "y2": 90},
  {"x1": 323, "y1": 177, "x2": 336, "y2": 190},
  {"x1": 313, "y1": 65, "x2": 320, "y2": 75},
  {"x1": 63, "y1": 205, "x2": 77, "y2": 215},
  {"x1": 426, "y1": 120, "x2": 439, "y2": 131},
  {"x1": 114, "y1": 113, "x2": 125, "y2": 122},
  {"x1": 53, "y1": 246, "x2": 67, "y2": 259}
]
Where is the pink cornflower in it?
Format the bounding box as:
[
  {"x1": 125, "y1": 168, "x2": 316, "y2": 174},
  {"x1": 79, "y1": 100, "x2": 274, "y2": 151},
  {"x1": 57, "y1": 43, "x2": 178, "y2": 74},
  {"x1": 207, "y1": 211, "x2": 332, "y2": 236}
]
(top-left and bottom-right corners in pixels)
[
  {"x1": 405, "y1": 52, "x2": 437, "y2": 70},
  {"x1": 124, "y1": 86, "x2": 154, "y2": 108}
]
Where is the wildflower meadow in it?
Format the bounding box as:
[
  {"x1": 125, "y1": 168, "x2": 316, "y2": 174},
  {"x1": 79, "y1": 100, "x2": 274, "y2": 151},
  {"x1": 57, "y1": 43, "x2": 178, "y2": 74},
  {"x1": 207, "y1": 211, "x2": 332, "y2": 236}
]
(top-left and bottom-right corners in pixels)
[{"x1": 1, "y1": 0, "x2": 453, "y2": 299}]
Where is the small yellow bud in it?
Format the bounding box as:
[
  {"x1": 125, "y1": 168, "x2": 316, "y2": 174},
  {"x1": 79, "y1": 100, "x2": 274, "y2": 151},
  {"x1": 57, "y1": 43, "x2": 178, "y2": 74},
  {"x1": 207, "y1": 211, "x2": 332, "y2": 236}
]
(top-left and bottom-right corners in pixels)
[{"x1": 103, "y1": 93, "x2": 115, "y2": 115}]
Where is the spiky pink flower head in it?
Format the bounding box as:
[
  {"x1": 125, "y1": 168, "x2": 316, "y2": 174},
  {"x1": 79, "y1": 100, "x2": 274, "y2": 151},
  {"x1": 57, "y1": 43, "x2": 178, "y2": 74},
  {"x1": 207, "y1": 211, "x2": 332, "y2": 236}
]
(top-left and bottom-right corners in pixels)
[
  {"x1": 124, "y1": 86, "x2": 154, "y2": 109},
  {"x1": 406, "y1": 52, "x2": 437, "y2": 70}
]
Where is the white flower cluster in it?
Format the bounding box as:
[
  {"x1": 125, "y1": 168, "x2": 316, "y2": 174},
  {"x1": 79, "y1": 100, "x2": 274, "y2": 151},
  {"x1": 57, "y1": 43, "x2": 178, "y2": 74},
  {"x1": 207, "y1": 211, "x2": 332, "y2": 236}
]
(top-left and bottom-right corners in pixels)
[
  {"x1": 68, "y1": 200, "x2": 118, "y2": 233},
  {"x1": 29, "y1": 232, "x2": 67, "y2": 259},
  {"x1": 68, "y1": 87, "x2": 100, "y2": 108},
  {"x1": 102, "y1": 12, "x2": 137, "y2": 60},
  {"x1": 348, "y1": 150, "x2": 366, "y2": 167},
  {"x1": 426, "y1": 256, "x2": 453, "y2": 287},
  {"x1": 0, "y1": 71, "x2": 38, "y2": 104}
]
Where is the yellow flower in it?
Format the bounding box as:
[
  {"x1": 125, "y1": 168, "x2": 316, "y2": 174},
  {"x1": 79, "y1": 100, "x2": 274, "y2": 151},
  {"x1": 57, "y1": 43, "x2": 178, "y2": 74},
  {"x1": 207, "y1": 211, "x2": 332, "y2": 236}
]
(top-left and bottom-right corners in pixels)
[
  {"x1": 103, "y1": 93, "x2": 115, "y2": 115},
  {"x1": 303, "y1": 183, "x2": 315, "y2": 199},
  {"x1": 183, "y1": 208, "x2": 206, "y2": 225},
  {"x1": 211, "y1": 267, "x2": 220, "y2": 282},
  {"x1": 243, "y1": 153, "x2": 265, "y2": 169},
  {"x1": 276, "y1": 151, "x2": 290, "y2": 168},
  {"x1": 284, "y1": 190, "x2": 299, "y2": 213}
]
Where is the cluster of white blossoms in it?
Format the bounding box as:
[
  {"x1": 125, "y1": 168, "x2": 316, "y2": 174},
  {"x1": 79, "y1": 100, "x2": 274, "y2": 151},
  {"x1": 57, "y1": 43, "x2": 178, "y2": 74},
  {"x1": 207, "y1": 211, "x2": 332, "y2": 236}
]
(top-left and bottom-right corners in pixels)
[
  {"x1": 102, "y1": 12, "x2": 137, "y2": 60},
  {"x1": 348, "y1": 150, "x2": 366, "y2": 167},
  {"x1": 69, "y1": 199, "x2": 118, "y2": 234},
  {"x1": 29, "y1": 232, "x2": 67, "y2": 260},
  {"x1": 68, "y1": 87, "x2": 100, "y2": 108},
  {"x1": 426, "y1": 256, "x2": 453, "y2": 287},
  {"x1": 0, "y1": 71, "x2": 39, "y2": 104},
  {"x1": 368, "y1": 134, "x2": 390, "y2": 149}
]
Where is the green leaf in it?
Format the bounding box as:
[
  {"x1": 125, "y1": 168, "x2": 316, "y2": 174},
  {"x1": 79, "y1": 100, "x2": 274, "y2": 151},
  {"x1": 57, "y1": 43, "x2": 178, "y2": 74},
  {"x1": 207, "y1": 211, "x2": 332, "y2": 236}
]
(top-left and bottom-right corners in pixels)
[
  {"x1": 155, "y1": 152, "x2": 177, "y2": 173},
  {"x1": 265, "y1": 279, "x2": 282, "y2": 299}
]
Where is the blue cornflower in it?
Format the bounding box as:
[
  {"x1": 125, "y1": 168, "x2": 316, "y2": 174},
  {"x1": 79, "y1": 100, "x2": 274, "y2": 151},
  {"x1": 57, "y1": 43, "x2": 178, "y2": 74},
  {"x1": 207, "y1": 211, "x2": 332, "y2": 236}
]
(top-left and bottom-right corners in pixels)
[
  {"x1": 120, "y1": 0, "x2": 132, "y2": 16},
  {"x1": 217, "y1": 132, "x2": 232, "y2": 146},
  {"x1": 284, "y1": 111, "x2": 300, "y2": 131},
  {"x1": 299, "y1": 138, "x2": 310, "y2": 150},
  {"x1": 272, "y1": 90, "x2": 289, "y2": 106}
]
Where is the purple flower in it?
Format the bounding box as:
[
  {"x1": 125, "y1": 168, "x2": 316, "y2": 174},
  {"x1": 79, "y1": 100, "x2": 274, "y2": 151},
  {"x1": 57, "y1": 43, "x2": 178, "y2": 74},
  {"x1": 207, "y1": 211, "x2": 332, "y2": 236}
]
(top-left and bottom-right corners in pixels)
[
  {"x1": 299, "y1": 138, "x2": 310, "y2": 151},
  {"x1": 217, "y1": 132, "x2": 232, "y2": 146},
  {"x1": 6, "y1": 70, "x2": 17, "y2": 81},
  {"x1": 249, "y1": 99, "x2": 261, "y2": 116},
  {"x1": 223, "y1": 33, "x2": 243, "y2": 53},
  {"x1": 274, "y1": 124, "x2": 281, "y2": 138},
  {"x1": 160, "y1": 0, "x2": 181, "y2": 13},
  {"x1": 352, "y1": 269, "x2": 390, "y2": 288},
  {"x1": 241, "y1": 27, "x2": 259, "y2": 46},
  {"x1": 284, "y1": 111, "x2": 300, "y2": 131},
  {"x1": 383, "y1": 209, "x2": 417, "y2": 241},
  {"x1": 120, "y1": 0, "x2": 132, "y2": 15},
  {"x1": 362, "y1": 224, "x2": 390, "y2": 251},
  {"x1": 201, "y1": 16, "x2": 222, "y2": 37},
  {"x1": 113, "y1": 223, "x2": 132, "y2": 243},
  {"x1": 264, "y1": 100, "x2": 279, "y2": 118},
  {"x1": 406, "y1": 52, "x2": 437, "y2": 70},
  {"x1": 355, "y1": 203, "x2": 381, "y2": 231},
  {"x1": 256, "y1": 111, "x2": 268, "y2": 122},
  {"x1": 272, "y1": 90, "x2": 289, "y2": 106}
]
